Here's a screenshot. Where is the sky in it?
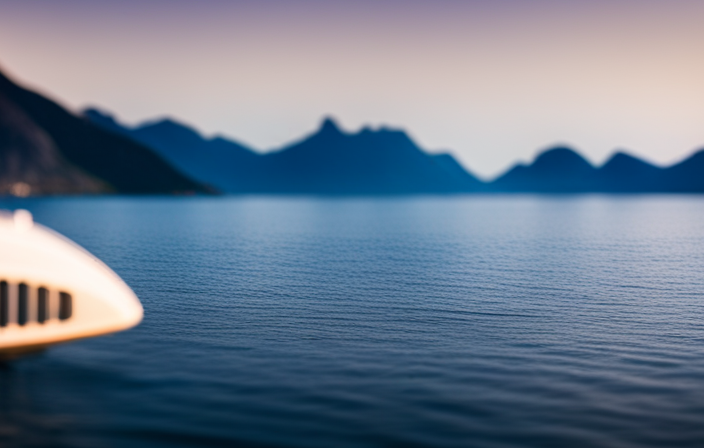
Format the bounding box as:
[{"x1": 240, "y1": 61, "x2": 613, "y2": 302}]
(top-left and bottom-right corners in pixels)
[{"x1": 0, "y1": 0, "x2": 703, "y2": 179}]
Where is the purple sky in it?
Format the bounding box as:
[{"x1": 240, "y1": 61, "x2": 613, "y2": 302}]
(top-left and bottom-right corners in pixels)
[{"x1": 1, "y1": 0, "x2": 703, "y2": 178}]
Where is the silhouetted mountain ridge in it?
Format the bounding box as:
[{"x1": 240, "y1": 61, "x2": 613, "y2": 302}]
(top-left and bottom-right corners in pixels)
[
  {"x1": 86, "y1": 107, "x2": 704, "y2": 194},
  {"x1": 491, "y1": 146, "x2": 704, "y2": 193},
  {"x1": 596, "y1": 152, "x2": 664, "y2": 192},
  {"x1": 493, "y1": 147, "x2": 597, "y2": 192},
  {"x1": 86, "y1": 110, "x2": 484, "y2": 194}
]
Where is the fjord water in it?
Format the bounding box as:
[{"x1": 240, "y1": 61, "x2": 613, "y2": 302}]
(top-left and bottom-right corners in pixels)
[{"x1": 2, "y1": 196, "x2": 704, "y2": 448}]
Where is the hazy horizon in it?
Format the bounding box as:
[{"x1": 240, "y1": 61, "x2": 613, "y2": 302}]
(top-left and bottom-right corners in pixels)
[{"x1": 1, "y1": 0, "x2": 703, "y2": 177}]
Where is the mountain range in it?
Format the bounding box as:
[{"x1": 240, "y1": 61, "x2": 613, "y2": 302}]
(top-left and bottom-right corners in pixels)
[
  {"x1": 84, "y1": 110, "x2": 483, "y2": 194},
  {"x1": 86, "y1": 108, "x2": 704, "y2": 194},
  {"x1": 1, "y1": 64, "x2": 703, "y2": 196},
  {"x1": 492, "y1": 147, "x2": 704, "y2": 193}
]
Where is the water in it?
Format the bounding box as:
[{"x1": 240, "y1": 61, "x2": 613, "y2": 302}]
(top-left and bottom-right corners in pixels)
[{"x1": 1, "y1": 196, "x2": 704, "y2": 448}]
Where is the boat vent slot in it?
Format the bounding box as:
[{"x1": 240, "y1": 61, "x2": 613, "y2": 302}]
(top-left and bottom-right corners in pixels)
[
  {"x1": 38, "y1": 287, "x2": 48, "y2": 324},
  {"x1": 59, "y1": 292, "x2": 72, "y2": 321},
  {"x1": 0, "y1": 281, "x2": 7, "y2": 327},
  {"x1": 0, "y1": 281, "x2": 73, "y2": 326},
  {"x1": 18, "y1": 283, "x2": 28, "y2": 326}
]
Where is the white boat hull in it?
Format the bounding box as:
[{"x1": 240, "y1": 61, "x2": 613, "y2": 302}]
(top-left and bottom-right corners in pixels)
[{"x1": 0, "y1": 210, "x2": 143, "y2": 359}]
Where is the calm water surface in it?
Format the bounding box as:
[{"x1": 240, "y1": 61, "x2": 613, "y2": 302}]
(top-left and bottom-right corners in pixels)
[{"x1": 1, "y1": 196, "x2": 703, "y2": 448}]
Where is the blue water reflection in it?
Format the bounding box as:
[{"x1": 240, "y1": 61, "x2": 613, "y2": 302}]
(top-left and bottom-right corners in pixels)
[{"x1": 1, "y1": 196, "x2": 704, "y2": 447}]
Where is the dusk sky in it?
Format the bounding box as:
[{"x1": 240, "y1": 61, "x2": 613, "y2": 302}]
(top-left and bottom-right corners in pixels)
[{"x1": 1, "y1": 0, "x2": 703, "y2": 178}]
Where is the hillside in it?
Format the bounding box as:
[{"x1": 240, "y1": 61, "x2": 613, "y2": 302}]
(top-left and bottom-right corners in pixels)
[{"x1": 0, "y1": 68, "x2": 208, "y2": 195}]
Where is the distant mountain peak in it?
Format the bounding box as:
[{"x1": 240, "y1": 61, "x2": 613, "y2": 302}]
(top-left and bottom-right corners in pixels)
[
  {"x1": 140, "y1": 117, "x2": 190, "y2": 132},
  {"x1": 534, "y1": 146, "x2": 585, "y2": 160},
  {"x1": 601, "y1": 151, "x2": 647, "y2": 167},
  {"x1": 83, "y1": 107, "x2": 115, "y2": 122},
  {"x1": 82, "y1": 107, "x2": 125, "y2": 135},
  {"x1": 319, "y1": 116, "x2": 343, "y2": 135},
  {"x1": 606, "y1": 150, "x2": 631, "y2": 160},
  {"x1": 531, "y1": 146, "x2": 593, "y2": 171}
]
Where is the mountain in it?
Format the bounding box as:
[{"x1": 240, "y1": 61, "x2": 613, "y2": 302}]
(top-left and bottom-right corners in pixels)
[
  {"x1": 84, "y1": 109, "x2": 259, "y2": 192},
  {"x1": 0, "y1": 91, "x2": 107, "y2": 195},
  {"x1": 490, "y1": 146, "x2": 704, "y2": 193},
  {"x1": 86, "y1": 111, "x2": 484, "y2": 194},
  {"x1": 491, "y1": 147, "x2": 598, "y2": 192},
  {"x1": 254, "y1": 119, "x2": 483, "y2": 194},
  {"x1": 85, "y1": 108, "x2": 704, "y2": 195},
  {"x1": 660, "y1": 149, "x2": 704, "y2": 192},
  {"x1": 0, "y1": 68, "x2": 209, "y2": 195},
  {"x1": 595, "y1": 152, "x2": 663, "y2": 192}
]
